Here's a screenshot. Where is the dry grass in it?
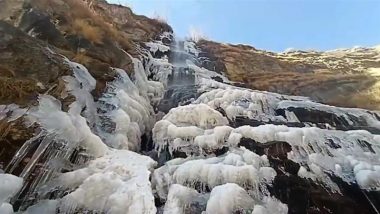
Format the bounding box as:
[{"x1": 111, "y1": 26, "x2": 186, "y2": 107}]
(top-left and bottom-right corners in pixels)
[
  {"x1": 30, "y1": 0, "x2": 170, "y2": 54},
  {"x1": 0, "y1": 65, "x2": 15, "y2": 77},
  {"x1": 73, "y1": 51, "x2": 92, "y2": 65},
  {"x1": 32, "y1": 0, "x2": 123, "y2": 45},
  {"x1": 0, "y1": 78, "x2": 39, "y2": 103},
  {"x1": 72, "y1": 19, "x2": 103, "y2": 44}
]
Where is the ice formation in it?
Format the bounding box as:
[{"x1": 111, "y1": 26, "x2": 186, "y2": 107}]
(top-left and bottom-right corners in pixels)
[
  {"x1": 195, "y1": 87, "x2": 380, "y2": 131},
  {"x1": 34, "y1": 50, "x2": 167, "y2": 213},
  {"x1": 28, "y1": 95, "x2": 108, "y2": 157},
  {"x1": 132, "y1": 56, "x2": 165, "y2": 104},
  {"x1": 0, "y1": 104, "x2": 28, "y2": 122},
  {"x1": 205, "y1": 183, "x2": 287, "y2": 214},
  {"x1": 145, "y1": 41, "x2": 170, "y2": 55},
  {"x1": 204, "y1": 183, "x2": 255, "y2": 214},
  {"x1": 62, "y1": 58, "x2": 98, "y2": 126},
  {"x1": 145, "y1": 53, "x2": 173, "y2": 86},
  {"x1": 235, "y1": 125, "x2": 380, "y2": 190},
  {"x1": 163, "y1": 184, "x2": 208, "y2": 214},
  {"x1": 0, "y1": 173, "x2": 23, "y2": 214},
  {"x1": 162, "y1": 104, "x2": 229, "y2": 128},
  {"x1": 277, "y1": 100, "x2": 380, "y2": 129},
  {"x1": 153, "y1": 103, "x2": 231, "y2": 155},
  {"x1": 184, "y1": 41, "x2": 199, "y2": 57},
  {"x1": 57, "y1": 150, "x2": 157, "y2": 214},
  {"x1": 152, "y1": 147, "x2": 274, "y2": 200},
  {"x1": 96, "y1": 53, "x2": 167, "y2": 150},
  {"x1": 162, "y1": 183, "x2": 287, "y2": 214},
  {"x1": 22, "y1": 200, "x2": 59, "y2": 214},
  {"x1": 2, "y1": 43, "x2": 169, "y2": 213},
  {"x1": 155, "y1": 111, "x2": 380, "y2": 192},
  {"x1": 186, "y1": 60, "x2": 230, "y2": 84}
]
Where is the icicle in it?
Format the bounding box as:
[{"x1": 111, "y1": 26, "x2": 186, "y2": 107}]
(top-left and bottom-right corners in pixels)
[
  {"x1": 19, "y1": 134, "x2": 53, "y2": 178},
  {"x1": 152, "y1": 147, "x2": 273, "y2": 201},
  {"x1": 5, "y1": 132, "x2": 43, "y2": 174}
]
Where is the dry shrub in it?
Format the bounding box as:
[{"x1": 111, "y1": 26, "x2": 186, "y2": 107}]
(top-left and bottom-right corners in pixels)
[
  {"x1": 32, "y1": 0, "x2": 115, "y2": 44},
  {"x1": 0, "y1": 78, "x2": 38, "y2": 102},
  {"x1": 65, "y1": 0, "x2": 134, "y2": 48},
  {"x1": 31, "y1": 0, "x2": 157, "y2": 51},
  {"x1": 73, "y1": 51, "x2": 92, "y2": 65},
  {"x1": 73, "y1": 19, "x2": 103, "y2": 44}
]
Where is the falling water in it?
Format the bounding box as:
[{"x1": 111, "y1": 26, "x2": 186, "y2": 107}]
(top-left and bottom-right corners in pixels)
[{"x1": 158, "y1": 40, "x2": 199, "y2": 113}]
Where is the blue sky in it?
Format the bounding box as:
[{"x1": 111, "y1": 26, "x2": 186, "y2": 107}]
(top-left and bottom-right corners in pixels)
[{"x1": 108, "y1": 0, "x2": 380, "y2": 52}]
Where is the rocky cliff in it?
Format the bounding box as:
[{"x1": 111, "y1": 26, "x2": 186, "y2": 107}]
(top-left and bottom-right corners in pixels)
[
  {"x1": 198, "y1": 40, "x2": 380, "y2": 110},
  {"x1": 0, "y1": 0, "x2": 171, "y2": 105}
]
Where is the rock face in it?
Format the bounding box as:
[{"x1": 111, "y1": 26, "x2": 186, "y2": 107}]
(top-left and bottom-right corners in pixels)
[
  {"x1": 0, "y1": 21, "x2": 71, "y2": 106},
  {"x1": 198, "y1": 40, "x2": 380, "y2": 110},
  {"x1": 0, "y1": 0, "x2": 172, "y2": 105}
]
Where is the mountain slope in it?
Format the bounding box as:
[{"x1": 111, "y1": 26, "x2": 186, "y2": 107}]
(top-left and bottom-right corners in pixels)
[{"x1": 198, "y1": 40, "x2": 380, "y2": 110}]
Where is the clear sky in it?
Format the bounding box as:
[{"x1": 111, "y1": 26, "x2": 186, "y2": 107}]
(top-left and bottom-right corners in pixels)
[{"x1": 108, "y1": 0, "x2": 380, "y2": 52}]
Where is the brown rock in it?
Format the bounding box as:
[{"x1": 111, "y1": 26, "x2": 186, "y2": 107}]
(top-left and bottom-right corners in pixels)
[{"x1": 198, "y1": 40, "x2": 380, "y2": 110}]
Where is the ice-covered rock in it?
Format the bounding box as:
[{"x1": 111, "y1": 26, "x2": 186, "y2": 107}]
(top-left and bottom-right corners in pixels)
[
  {"x1": 145, "y1": 42, "x2": 170, "y2": 55},
  {"x1": 162, "y1": 104, "x2": 228, "y2": 129},
  {"x1": 196, "y1": 87, "x2": 380, "y2": 132},
  {"x1": 22, "y1": 200, "x2": 58, "y2": 214},
  {"x1": 0, "y1": 173, "x2": 23, "y2": 214},
  {"x1": 233, "y1": 124, "x2": 380, "y2": 191},
  {"x1": 58, "y1": 150, "x2": 157, "y2": 214},
  {"x1": 163, "y1": 184, "x2": 207, "y2": 214},
  {"x1": 152, "y1": 147, "x2": 274, "y2": 200},
  {"x1": 205, "y1": 183, "x2": 255, "y2": 214},
  {"x1": 28, "y1": 95, "x2": 108, "y2": 157},
  {"x1": 153, "y1": 103, "x2": 231, "y2": 155},
  {"x1": 145, "y1": 53, "x2": 173, "y2": 86}
]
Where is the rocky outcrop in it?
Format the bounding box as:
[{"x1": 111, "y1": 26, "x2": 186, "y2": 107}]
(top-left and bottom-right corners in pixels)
[
  {"x1": 0, "y1": 0, "x2": 172, "y2": 104},
  {"x1": 0, "y1": 21, "x2": 71, "y2": 106},
  {"x1": 198, "y1": 40, "x2": 380, "y2": 110}
]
